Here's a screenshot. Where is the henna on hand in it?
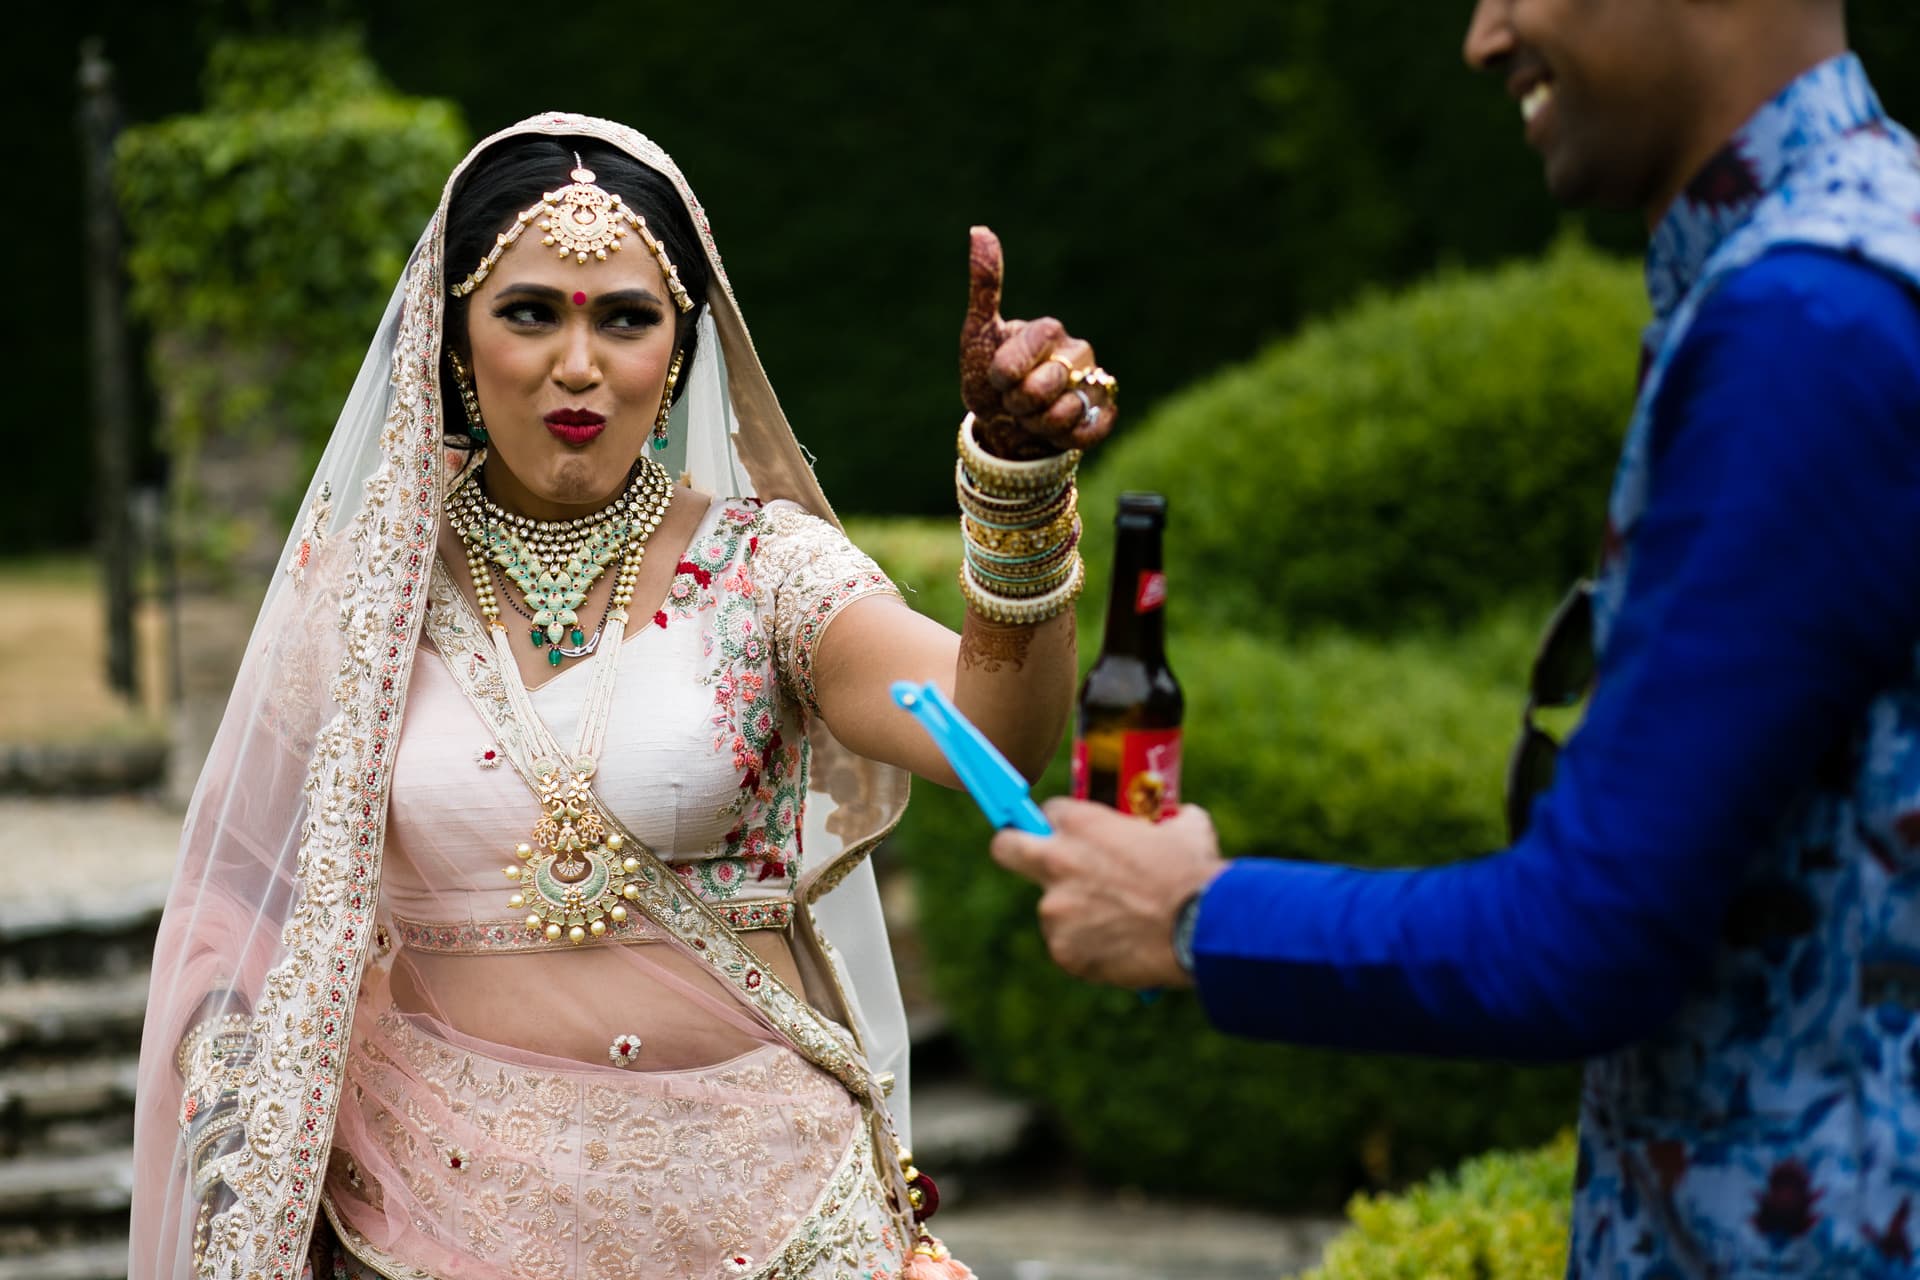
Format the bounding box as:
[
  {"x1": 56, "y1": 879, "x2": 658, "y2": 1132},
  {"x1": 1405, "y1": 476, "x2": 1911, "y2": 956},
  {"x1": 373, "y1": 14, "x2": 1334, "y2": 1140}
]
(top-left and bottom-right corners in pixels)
[{"x1": 959, "y1": 226, "x2": 1059, "y2": 460}]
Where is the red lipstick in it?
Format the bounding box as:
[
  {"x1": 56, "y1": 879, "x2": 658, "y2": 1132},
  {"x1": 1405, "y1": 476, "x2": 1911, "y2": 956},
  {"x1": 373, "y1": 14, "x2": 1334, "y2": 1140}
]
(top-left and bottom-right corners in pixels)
[{"x1": 543, "y1": 407, "x2": 606, "y2": 445}]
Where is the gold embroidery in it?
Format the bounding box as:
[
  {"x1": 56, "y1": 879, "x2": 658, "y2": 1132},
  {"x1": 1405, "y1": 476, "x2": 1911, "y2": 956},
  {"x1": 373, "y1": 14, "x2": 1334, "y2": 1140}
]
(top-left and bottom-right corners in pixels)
[{"x1": 325, "y1": 1012, "x2": 900, "y2": 1278}]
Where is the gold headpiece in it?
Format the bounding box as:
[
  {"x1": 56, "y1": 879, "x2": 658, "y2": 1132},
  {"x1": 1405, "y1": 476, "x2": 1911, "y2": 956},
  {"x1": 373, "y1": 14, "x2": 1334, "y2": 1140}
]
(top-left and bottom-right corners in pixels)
[{"x1": 451, "y1": 155, "x2": 694, "y2": 311}]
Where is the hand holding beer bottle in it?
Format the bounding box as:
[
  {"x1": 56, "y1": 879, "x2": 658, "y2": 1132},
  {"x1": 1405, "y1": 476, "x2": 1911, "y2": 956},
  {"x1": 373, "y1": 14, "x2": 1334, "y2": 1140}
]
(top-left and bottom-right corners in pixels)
[{"x1": 1074, "y1": 493, "x2": 1184, "y2": 820}]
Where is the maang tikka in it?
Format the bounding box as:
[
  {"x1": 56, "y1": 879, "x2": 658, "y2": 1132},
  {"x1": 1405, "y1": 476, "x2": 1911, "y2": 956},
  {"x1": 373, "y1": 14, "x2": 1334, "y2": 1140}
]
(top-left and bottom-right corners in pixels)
[{"x1": 451, "y1": 155, "x2": 695, "y2": 314}]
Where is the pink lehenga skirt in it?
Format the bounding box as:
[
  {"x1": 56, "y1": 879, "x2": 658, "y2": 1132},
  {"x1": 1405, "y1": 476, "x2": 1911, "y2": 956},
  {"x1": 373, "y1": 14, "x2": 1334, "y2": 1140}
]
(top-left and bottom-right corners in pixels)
[{"x1": 319, "y1": 1004, "x2": 905, "y2": 1279}]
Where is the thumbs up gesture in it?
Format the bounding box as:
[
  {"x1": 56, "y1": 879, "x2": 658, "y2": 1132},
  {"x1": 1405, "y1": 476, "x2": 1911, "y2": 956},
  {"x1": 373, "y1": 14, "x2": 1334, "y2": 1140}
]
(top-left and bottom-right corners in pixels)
[{"x1": 959, "y1": 226, "x2": 1117, "y2": 458}]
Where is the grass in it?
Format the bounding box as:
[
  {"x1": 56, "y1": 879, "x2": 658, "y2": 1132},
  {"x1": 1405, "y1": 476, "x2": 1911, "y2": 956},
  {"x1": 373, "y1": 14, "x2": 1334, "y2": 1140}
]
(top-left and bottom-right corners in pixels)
[{"x1": 0, "y1": 556, "x2": 169, "y2": 747}]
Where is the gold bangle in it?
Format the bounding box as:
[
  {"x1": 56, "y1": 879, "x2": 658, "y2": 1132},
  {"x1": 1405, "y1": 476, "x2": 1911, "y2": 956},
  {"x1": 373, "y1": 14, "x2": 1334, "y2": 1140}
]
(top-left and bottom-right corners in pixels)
[
  {"x1": 176, "y1": 1012, "x2": 252, "y2": 1076},
  {"x1": 957, "y1": 414, "x2": 1080, "y2": 497},
  {"x1": 963, "y1": 508, "x2": 1079, "y2": 558},
  {"x1": 956, "y1": 473, "x2": 1076, "y2": 529},
  {"x1": 966, "y1": 535, "x2": 1082, "y2": 586},
  {"x1": 959, "y1": 557, "x2": 1085, "y2": 624}
]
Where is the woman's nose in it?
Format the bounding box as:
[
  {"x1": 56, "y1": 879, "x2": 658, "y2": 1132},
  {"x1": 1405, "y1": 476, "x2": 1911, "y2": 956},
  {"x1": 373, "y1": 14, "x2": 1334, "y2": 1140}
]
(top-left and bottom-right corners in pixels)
[{"x1": 553, "y1": 325, "x2": 599, "y2": 390}]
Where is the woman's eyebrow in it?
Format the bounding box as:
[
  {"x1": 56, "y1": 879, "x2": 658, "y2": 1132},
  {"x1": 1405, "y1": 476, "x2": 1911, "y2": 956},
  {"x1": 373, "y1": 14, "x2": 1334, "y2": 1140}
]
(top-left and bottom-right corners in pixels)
[{"x1": 493, "y1": 282, "x2": 665, "y2": 307}]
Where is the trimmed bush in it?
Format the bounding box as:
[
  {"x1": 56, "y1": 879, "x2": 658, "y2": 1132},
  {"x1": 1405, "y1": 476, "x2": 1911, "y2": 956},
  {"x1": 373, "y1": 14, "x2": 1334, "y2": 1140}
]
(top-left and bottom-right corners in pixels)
[
  {"x1": 1303, "y1": 1132, "x2": 1575, "y2": 1280},
  {"x1": 1078, "y1": 238, "x2": 1645, "y2": 638},
  {"x1": 117, "y1": 34, "x2": 467, "y2": 578},
  {"x1": 860, "y1": 245, "x2": 1648, "y2": 1207},
  {"x1": 860, "y1": 539, "x2": 1576, "y2": 1203}
]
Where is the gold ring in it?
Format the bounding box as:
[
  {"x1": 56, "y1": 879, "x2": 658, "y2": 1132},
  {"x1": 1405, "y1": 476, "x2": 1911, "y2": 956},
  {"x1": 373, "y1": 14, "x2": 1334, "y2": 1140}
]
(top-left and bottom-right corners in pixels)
[
  {"x1": 1080, "y1": 367, "x2": 1118, "y2": 399},
  {"x1": 1047, "y1": 353, "x2": 1079, "y2": 381}
]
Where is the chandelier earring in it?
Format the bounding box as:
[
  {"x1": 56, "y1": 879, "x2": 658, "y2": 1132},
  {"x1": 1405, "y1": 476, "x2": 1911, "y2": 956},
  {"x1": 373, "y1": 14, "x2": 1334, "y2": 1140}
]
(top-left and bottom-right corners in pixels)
[
  {"x1": 447, "y1": 349, "x2": 490, "y2": 446},
  {"x1": 652, "y1": 349, "x2": 685, "y2": 452}
]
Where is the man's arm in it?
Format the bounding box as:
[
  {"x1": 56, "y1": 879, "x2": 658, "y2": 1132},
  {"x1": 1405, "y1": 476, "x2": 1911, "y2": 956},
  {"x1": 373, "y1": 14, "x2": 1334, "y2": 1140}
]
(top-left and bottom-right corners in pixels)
[{"x1": 997, "y1": 249, "x2": 1920, "y2": 1059}]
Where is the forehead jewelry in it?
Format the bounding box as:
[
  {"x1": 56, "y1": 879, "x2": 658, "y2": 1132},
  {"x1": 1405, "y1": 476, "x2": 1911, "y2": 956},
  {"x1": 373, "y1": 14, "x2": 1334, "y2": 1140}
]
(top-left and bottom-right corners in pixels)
[{"x1": 451, "y1": 154, "x2": 694, "y2": 313}]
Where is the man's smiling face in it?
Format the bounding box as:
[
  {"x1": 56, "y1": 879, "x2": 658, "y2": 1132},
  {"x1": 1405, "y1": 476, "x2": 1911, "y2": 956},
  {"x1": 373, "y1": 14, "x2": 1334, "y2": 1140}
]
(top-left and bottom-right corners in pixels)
[{"x1": 1464, "y1": 0, "x2": 1709, "y2": 214}]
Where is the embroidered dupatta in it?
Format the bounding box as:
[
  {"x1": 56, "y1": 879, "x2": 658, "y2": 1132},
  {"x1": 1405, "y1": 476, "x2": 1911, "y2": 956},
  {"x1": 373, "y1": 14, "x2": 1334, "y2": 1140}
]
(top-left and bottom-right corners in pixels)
[{"x1": 130, "y1": 114, "x2": 913, "y2": 1280}]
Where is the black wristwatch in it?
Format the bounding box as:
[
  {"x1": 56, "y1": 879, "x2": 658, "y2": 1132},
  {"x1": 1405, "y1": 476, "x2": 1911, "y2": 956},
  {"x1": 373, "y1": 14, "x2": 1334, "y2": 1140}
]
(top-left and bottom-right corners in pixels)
[{"x1": 1172, "y1": 891, "x2": 1203, "y2": 975}]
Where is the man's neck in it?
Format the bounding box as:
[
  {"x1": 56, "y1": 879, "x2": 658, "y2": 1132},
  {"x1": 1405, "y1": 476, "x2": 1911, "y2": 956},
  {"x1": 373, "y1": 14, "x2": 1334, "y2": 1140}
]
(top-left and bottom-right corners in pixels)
[{"x1": 1642, "y1": 26, "x2": 1849, "y2": 230}]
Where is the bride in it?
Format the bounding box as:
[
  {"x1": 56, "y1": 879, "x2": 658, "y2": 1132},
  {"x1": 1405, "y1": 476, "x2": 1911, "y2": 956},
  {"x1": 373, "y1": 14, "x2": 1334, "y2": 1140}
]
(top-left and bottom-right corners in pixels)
[{"x1": 130, "y1": 113, "x2": 1117, "y2": 1280}]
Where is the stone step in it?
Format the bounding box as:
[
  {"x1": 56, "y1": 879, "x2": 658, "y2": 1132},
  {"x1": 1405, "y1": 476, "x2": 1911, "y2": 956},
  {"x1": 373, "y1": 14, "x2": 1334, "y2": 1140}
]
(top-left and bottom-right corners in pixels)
[
  {"x1": 0, "y1": 1147, "x2": 132, "y2": 1220},
  {"x1": 909, "y1": 1078, "x2": 1038, "y2": 1175},
  {"x1": 0, "y1": 1055, "x2": 141, "y2": 1122},
  {"x1": 0, "y1": 1055, "x2": 141, "y2": 1159},
  {"x1": 0, "y1": 894, "x2": 163, "y2": 985},
  {"x1": 0, "y1": 1239, "x2": 128, "y2": 1280},
  {"x1": 0, "y1": 971, "x2": 150, "y2": 1060},
  {"x1": 0, "y1": 796, "x2": 175, "y2": 983}
]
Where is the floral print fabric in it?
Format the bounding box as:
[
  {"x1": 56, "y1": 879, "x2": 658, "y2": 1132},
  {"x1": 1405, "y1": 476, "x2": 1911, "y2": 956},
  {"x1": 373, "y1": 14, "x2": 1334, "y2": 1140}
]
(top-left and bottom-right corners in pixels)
[{"x1": 1574, "y1": 54, "x2": 1920, "y2": 1278}]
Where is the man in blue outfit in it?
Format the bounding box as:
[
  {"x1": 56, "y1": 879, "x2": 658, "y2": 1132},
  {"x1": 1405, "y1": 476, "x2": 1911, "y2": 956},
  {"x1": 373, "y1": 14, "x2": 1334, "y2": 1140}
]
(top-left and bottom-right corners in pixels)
[{"x1": 989, "y1": 1, "x2": 1920, "y2": 1273}]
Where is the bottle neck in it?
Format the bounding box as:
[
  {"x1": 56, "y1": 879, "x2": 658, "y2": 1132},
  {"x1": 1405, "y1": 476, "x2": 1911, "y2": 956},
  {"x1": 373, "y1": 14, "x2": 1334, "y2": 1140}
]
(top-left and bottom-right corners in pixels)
[{"x1": 1101, "y1": 524, "x2": 1167, "y2": 662}]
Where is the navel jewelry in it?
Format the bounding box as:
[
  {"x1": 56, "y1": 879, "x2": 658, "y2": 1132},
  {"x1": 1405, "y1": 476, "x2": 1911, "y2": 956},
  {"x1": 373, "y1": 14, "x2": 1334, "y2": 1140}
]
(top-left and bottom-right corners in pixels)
[
  {"x1": 608, "y1": 1033, "x2": 643, "y2": 1066},
  {"x1": 652, "y1": 349, "x2": 685, "y2": 451},
  {"x1": 451, "y1": 156, "x2": 695, "y2": 313},
  {"x1": 447, "y1": 350, "x2": 489, "y2": 445}
]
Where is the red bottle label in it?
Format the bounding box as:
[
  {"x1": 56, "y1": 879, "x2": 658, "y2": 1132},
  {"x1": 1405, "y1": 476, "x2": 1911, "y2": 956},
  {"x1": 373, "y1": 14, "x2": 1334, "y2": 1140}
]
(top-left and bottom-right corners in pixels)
[
  {"x1": 1072, "y1": 727, "x2": 1182, "y2": 820},
  {"x1": 1135, "y1": 570, "x2": 1167, "y2": 613}
]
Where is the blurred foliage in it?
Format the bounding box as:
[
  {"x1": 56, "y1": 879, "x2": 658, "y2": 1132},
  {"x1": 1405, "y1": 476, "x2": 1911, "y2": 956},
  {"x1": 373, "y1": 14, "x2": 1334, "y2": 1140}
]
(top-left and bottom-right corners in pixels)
[
  {"x1": 113, "y1": 34, "x2": 466, "y2": 575},
  {"x1": 1303, "y1": 1131, "x2": 1576, "y2": 1280},
  {"x1": 1077, "y1": 238, "x2": 1645, "y2": 638},
  {"x1": 862, "y1": 243, "x2": 1648, "y2": 1206},
  {"x1": 116, "y1": 34, "x2": 465, "y2": 454},
  {"x1": 28, "y1": 2, "x2": 1914, "y2": 551}
]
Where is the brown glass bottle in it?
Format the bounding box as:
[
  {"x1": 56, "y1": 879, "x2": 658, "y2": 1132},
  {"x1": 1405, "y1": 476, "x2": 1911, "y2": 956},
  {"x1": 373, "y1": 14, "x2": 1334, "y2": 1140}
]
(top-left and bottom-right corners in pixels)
[{"x1": 1073, "y1": 492, "x2": 1184, "y2": 820}]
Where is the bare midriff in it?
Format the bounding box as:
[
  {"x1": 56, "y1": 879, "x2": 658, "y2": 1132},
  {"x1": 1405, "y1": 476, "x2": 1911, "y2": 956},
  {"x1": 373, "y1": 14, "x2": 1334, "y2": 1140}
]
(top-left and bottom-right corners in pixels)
[{"x1": 387, "y1": 928, "x2": 811, "y2": 1070}]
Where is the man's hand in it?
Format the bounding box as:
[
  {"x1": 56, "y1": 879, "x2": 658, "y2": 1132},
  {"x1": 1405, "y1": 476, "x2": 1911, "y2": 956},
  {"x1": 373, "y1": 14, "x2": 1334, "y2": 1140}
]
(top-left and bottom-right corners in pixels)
[{"x1": 990, "y1": 799, "x2": 1227, "y2": 989}]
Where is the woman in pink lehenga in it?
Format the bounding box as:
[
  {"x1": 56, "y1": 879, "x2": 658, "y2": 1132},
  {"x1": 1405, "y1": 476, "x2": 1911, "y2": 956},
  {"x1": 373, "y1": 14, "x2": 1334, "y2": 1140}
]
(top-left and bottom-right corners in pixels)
[{"x1": 130, "y1": 114, "x2": 1118, "y2": 1280}]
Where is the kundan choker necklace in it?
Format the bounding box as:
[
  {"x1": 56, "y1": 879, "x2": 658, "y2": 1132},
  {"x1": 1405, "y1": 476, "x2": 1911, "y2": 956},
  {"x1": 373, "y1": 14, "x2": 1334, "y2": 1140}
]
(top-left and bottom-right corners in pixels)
[{"x1": 448, "y1": 459, "x2": 674, "y2": 667}]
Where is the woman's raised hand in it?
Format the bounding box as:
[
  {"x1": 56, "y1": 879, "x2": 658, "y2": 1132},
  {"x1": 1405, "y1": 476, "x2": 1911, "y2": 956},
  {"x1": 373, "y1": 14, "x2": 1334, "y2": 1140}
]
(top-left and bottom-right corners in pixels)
[{"x1": 960, "y1": 226, "x2": 1118, "y2": 458}]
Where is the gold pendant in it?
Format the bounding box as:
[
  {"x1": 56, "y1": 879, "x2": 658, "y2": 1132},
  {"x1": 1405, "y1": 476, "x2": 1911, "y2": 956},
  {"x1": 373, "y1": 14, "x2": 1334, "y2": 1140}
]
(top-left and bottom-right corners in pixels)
[{"x1": 502, "y1": 759, "x2": 641, "y2": 944}]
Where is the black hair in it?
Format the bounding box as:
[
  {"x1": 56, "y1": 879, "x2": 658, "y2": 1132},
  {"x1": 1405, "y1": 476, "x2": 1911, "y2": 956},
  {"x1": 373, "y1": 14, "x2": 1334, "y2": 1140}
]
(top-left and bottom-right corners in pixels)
[{"x1": 438, "y1": 135, "x2": 710, "y2": 452}]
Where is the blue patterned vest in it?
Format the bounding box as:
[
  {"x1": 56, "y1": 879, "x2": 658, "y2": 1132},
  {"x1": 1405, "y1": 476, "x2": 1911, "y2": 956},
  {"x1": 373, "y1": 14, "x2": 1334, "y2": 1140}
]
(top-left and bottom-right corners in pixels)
[{"x1": 1570, "y1": 55, "x2": 1920, "y2": 1279}]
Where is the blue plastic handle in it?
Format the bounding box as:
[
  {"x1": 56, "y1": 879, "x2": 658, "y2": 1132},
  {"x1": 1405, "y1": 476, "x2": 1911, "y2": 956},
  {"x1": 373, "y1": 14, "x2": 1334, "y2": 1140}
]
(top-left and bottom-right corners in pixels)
[{"x1": 890, "y1": 681, "x2": 1052, "y2": 834}]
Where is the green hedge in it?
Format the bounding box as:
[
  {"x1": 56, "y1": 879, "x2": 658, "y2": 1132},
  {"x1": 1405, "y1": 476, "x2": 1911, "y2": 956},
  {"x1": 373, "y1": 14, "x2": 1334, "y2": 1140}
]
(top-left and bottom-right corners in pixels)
[
  {"x1": 860, "y1": 244, "x2": 1647, "y2": 1207},
  {"x1": 869, "y1": 591, "x2": 1576, "y2": 1206},
  {"x1": 117, "y1": 34, "x2": 467, "y2": 571},
  {"x1": 1304, "y1": 1132, "x2": 1575, "y2": 1280},
  {"x1": 1078, "y1": 238, "x2": 1645, "y2": 638}
]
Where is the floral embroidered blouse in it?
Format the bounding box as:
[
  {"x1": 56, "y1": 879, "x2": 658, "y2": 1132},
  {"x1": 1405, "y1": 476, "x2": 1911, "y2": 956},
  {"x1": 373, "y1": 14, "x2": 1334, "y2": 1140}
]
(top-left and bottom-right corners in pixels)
[{"x1": 381, "y1": 497, "x2": 899, "y2": 949}]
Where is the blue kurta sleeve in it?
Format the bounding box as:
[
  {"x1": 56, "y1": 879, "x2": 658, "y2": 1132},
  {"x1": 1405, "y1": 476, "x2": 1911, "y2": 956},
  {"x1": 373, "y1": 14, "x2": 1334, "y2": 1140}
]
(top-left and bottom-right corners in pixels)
[{"x1": 1191, "y1": 249, "x2": 1920, "y2": 1060}]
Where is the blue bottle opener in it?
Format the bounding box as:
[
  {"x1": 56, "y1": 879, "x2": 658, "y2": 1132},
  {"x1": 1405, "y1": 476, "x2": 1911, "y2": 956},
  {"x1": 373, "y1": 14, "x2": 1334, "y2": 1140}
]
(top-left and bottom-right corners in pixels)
[{"x1": 890, "y1": 681, "x2": 1052, "y2": 835}]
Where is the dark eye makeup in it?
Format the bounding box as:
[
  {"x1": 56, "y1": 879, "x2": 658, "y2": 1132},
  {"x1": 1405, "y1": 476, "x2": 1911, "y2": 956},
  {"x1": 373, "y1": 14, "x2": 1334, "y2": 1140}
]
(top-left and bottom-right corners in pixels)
[{"x1": 490, "y1": 298, "x2": 665, "y2": 334}]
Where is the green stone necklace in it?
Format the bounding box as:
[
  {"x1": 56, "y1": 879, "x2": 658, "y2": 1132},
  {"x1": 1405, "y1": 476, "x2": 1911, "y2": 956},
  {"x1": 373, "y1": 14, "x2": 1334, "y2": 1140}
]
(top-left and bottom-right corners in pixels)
[{"x1": 449, "y1": 459, "x2": 674, "y2": 666}]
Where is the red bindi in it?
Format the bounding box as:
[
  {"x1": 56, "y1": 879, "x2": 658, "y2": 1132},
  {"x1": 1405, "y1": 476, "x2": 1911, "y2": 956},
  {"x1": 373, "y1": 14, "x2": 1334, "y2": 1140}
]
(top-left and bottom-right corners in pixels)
[{"x1": 572, "y1": 291, "x2": 587, "y2": 306}]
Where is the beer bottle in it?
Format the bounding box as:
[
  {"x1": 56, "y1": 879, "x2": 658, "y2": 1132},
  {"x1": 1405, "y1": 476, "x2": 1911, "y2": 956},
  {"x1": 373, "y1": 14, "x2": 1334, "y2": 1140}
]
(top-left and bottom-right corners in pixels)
[{"x1": 1073, "y1": 492, "x2": 1183, "y2": 820}]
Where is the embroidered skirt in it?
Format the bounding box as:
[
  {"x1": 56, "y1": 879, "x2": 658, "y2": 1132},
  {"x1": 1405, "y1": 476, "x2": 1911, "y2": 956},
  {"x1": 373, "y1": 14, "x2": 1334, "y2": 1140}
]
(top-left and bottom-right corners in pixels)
[{"x1": 321, "y1": 1006, "x2": 905, "y2": 1279}]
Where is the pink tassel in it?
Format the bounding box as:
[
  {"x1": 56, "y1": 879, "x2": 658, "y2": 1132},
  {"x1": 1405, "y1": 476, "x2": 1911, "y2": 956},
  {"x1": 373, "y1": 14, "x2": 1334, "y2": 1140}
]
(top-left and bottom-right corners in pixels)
[{"x1": 902, "y1": 1233, "x2": 975, "y2": 1280}]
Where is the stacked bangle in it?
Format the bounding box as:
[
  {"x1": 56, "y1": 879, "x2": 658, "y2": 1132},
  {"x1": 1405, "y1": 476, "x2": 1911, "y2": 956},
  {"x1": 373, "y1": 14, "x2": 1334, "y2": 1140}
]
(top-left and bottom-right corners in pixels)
[
  {"x1": 176, "y1": 1012, "x2": 252, "y2": 1076},
  {"x1": 956, "y1": 414, "x2": 1084, "y2": 623}
]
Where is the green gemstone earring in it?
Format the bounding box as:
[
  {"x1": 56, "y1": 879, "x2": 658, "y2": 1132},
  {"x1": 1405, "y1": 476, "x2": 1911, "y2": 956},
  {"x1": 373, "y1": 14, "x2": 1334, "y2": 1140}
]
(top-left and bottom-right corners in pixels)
[
  {"x1": 651, "y1": 349, "x2": 685, "y2": 452},
  {"x1": 448, "y1": 350, "x2": 490, "y2": 446}
]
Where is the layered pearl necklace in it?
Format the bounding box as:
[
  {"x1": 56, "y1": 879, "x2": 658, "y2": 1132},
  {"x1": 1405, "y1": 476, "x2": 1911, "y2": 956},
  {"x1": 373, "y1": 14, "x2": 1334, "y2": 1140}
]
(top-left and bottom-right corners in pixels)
[
  {"x1": 447, "y1": 459, "x2": 674, "y2": 667},
  {"x1": 443, "y1": 458, "x2": 678, "y2": 947}
]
